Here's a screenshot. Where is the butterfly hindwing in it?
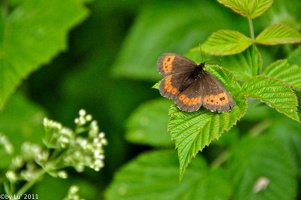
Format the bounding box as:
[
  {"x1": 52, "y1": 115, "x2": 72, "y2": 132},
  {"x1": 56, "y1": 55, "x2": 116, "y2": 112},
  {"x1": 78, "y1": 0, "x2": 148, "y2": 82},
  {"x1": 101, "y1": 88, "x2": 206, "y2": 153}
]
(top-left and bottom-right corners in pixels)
[
  {"x1": 200, "y1": 72, "x2": 235, "y2": 112},
  {"x1": 175, "y1": 78, "x2": 204, "y2": 112}
]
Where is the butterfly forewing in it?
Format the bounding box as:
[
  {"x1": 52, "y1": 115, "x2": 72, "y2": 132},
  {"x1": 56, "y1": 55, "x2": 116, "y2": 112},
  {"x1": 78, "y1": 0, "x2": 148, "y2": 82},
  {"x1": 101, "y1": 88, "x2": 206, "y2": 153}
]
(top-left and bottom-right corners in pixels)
[
  {"x1": 159, "y1": 72, "x2": 192, "y2": 100},
  {"x1": 157, "y1": 53, "x2": 196, "y2": 76}
]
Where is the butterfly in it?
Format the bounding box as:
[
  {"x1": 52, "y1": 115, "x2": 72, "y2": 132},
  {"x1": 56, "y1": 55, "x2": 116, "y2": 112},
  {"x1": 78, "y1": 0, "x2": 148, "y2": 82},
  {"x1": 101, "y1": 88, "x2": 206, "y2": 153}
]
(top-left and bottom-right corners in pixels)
[{"x1": 157, "y1": 53, "x2": 235, "y2": 112}]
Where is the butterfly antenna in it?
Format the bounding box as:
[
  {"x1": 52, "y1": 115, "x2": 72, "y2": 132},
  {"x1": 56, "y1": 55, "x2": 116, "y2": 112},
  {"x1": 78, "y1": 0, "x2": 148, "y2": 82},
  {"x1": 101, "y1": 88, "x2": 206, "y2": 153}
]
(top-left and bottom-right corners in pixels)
[
  {"x1": 205, "y1": 58, "x2": 222, "y2": 64},
  {"x1": 199, "y1": 44, "x2": 203, "y2": 62}
]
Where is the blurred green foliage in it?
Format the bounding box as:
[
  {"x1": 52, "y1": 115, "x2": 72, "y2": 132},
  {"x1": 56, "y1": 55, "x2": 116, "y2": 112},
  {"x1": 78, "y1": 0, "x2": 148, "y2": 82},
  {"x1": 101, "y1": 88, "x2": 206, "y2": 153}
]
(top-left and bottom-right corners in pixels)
[{"x1": 1, "y1": 0, "x2": 301, "y2": 199}]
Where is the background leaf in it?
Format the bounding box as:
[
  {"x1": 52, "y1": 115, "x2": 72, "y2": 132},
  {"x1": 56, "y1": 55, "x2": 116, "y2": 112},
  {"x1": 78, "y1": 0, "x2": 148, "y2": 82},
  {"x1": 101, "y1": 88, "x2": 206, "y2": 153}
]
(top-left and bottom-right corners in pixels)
[
  {"x1": 202, "y1": 30, "x2": 252, "y2": 55},
  {"x1": 268, "y1": 116, "x2": 301, "y2": 177},
  {"x1": 105, "y1": 150, "x2": 232, "y2": 200},
  {"x1": 228, "y1": 136, "x2": 297, "y2": 200},
  {"x1": 221, "y1": 45, "x2": 262, "y2": 80},
  {"x1": 256, "y1": 24, "x2": 301, "y2": 45},
  {"x1": 111, "y1": 0, "x2": 247, "y2": 81},
  {"x1": 169, "y1": 66, "x2": 246, "y2": 180},
  {"x1": 264, "y1": 59, "x2": 301, "y2": 90},
  {"x1": 288, "y1": 45, "x2": 301, "y2": 66},
  {"x1": 242, "y1": 76, "x2": 299, "y2": 122},
  {"x1": 0, "y1": 0, "x2": 88, "y2": 108},
  {"x1": 218, "y1": 0, "x2": 274, "y2": 19},
  {"x1": 0, "y1": 93, "x2": 46, "y2": 168},
  {"x1": 125, "y1": 99, "x2": 173, "y2": 147}
]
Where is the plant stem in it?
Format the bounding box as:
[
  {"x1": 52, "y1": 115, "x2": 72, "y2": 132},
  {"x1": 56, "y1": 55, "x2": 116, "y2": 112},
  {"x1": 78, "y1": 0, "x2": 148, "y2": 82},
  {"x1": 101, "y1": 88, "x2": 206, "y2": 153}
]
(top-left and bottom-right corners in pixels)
[
  {"x1": 211, "y1": 150, "x2": 230, "y2": 168},
  {"x1": 248, "y1": 17, "x2": 255, "y2": 43},
  {"x1": 15, "y1": 169, "x2": 46, "y2": 197}
]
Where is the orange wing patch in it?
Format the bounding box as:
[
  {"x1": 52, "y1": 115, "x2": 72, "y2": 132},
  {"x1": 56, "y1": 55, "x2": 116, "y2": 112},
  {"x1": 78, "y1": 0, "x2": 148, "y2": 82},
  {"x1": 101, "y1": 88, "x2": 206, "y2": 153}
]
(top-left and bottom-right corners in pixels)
[
  {"x1": 164, "y1": 76, "x2": 179, "y2": 95},
  {"x1": 204, "y1": 92, "x2": 229, "y2": 106},
  {"x1": 162, "y1": 55, "x2": 176, "y2": 74},
  {"x1": 178, "y1": 94, "x2": 202, "y2": 106}
]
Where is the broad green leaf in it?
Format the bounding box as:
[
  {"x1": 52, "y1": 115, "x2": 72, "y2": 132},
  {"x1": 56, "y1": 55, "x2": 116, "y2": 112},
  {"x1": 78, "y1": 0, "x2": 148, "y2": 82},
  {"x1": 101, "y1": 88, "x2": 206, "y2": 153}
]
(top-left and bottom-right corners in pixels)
[
  {"x1": 169, "y1": 66, "x2": 246, "y2": 180},
  {"x1": 125, "y1": 99, "x2": 173, "y2": 147},
  {"x1": 105, "y1": 150, "x2": 232, "y2": 200},
  {"x1": 202, "y1": 30, "x2": 252, "y2": 56},
  {"x1": 0, "y1": 93, "x2": 46, "y2": 168},
  {"x1": 256, "y1": 24, "x2": 301, "y2": 45},
  {"x1": 268, "y1": 117, "x2": 301, "y2": 177},
  {"x1": 264, "y1": 59, "x2": 301, "y2": 90},
  {"x1": 288, "y1": 45, "x2": 301, "y2": 66},
  {"x1": 0, "y1": 0, "x2": 89, "y2": 108},
  {"x1": 218, "y1": 0, "x2": 274, "y2": 19},
  {"x1": 111, "y1": 1, "x2": 242, "y2": 81},
  {"x1": 221, "y1": 45, "x2": 262, "y2": 80},
  {"x1": 228, "y1": 136, "x2": 297, "y2": 200},
  {"x1": 242, "y1": 76, "x2": 299, "y2": 122}
]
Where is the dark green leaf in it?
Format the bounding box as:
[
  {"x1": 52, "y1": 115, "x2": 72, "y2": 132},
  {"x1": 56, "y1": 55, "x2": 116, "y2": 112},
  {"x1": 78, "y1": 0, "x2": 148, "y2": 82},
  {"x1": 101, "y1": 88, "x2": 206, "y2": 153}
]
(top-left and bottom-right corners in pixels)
[
  {"x1": 242, "y1": 76, "x2": 299, "y2": 122},
  {"x1": 0, "y1": 93, "x2": 46, "y2": 168},
  {"x1": 202, "y1": 30, "x2": 252, "y2": 55},
  {"x1": 111, "y1": 1, "x2": 241, "y2": 81},
  {"x1": 268, "y1": 117, "x2": 301, "y2": 177},
  {"x1": 169, "y1": 66, "x2": 246, "y2": 180},
  {"x1": 0, "y1": 0, "x2": 89, "y2": 108},
  {"x1": 125, "y1": 99, "x2": 173, "y2": 147},
  {"x1": 264, "y1": 59, "x2": 301, "y2": 90},
  {"x1": 228, "y1": 136, "x2": 297, "y2": 200},
  {"x1": 105, "y1": 150, "x2": 231, "y2": 200},
  {"x1": 288, "y1": 45, "x2": 301, "y2": 66}
]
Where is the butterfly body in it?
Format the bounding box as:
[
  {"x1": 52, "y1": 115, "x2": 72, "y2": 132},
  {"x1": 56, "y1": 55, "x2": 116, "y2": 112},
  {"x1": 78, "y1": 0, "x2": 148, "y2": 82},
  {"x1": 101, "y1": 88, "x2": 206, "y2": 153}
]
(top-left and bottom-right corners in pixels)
[{"x1": 157, "y1": 53, "x2": 235, "y2": 112}]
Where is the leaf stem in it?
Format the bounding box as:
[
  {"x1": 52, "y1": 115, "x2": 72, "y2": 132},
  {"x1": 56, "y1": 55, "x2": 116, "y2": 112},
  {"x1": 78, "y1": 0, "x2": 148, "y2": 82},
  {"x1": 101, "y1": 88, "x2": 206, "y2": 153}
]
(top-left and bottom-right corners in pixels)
[
  {"x1": 211, "y1": 150, "x2": 230, "y2": 168},
  {"x1": 15, "y1": 169, "x2": 46, "y2": 197},
  {"x1": 248, "y1": 17, "x2": 255, "y2": 43}
]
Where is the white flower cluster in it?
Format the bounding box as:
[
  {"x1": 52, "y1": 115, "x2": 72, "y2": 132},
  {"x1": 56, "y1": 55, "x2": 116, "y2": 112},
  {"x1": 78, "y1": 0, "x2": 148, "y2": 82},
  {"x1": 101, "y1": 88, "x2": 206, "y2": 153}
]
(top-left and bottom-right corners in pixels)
[
  {"x1": 63, "y1": 185, "x2": 85, "y2": 200},
  {"x1": 44, "y1": 109, "x2": 108, "y2": 172},
  {"x1": 0, "y1": 133, "x2": 13, "y2": 155},
  {"x1": 63, "y1": 109, "x2": 107, "y2": 172},
  {"x1": 5, "y1": 109, "x2": 107, "y2": 184}
]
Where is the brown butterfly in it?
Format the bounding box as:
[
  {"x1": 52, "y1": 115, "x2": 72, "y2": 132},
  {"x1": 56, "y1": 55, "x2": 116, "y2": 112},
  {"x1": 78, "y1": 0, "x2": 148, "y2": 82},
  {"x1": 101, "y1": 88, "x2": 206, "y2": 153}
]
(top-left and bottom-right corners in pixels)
[{"x1": 157, "y1": 53, "x2": 235, "y2": 112}]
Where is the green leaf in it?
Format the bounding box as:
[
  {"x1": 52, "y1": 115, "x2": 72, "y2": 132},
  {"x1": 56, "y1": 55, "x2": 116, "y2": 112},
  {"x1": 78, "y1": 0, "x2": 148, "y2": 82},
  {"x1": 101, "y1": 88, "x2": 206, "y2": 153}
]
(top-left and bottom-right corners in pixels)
[
  {"x1": 228, "y1": 136, "x2": 297, "y2": 200},
  {"x1": 0, "y1": 93, "x2": 46, "y2": 169},
  {"x1": 0, "y1": 0, "x2": 89, "y2": 108},
  {"x1": 125, "y1": 99, "x2": 173, "y2": 147},
  {"x1": 256, "y1": 24, "x2": 301, "y2": 45},
  {"x1": 111, "y1": 1, "x2": 242, "y2": 81},
  {"x1": 242, "y1": 76, "x2": 299, "y2": 122},
  {"x1": 264, "y1": 59, "x2": 301, "y2": 90},
  {"x1": 218, "y1": 0, "x2": 274, "y2": 19},
  {"x1": 288, "y1": 45, "x2": 301, "y2": 66},
  {"x1": 169, "y1": 66, "x2": 246, "y2": 180},
  {"x1": 202, "y1": 30, "x2": 252, "y2": 56},
  {"x1": 105, "y1": 150, "x2": 232, "y2": 200},
  {"x1": 268, "y1": 117, "x2": 301, "y2": 177},
  {"x1": 221, "y1": 45, "x2": 262, "y2": 80}
]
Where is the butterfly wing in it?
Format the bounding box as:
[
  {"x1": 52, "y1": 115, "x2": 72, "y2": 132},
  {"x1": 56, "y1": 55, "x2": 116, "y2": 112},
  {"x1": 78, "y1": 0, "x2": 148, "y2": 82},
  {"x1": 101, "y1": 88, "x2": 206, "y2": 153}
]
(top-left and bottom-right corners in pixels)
[
  {"x1": 158, "y1": 53, "x2": 197, "y2": 99},
  {"x1": 175, "y1": 71, "x2": 235, "y2": 112},
  {"x1": 157, "y1": 53, "x2": 196, "y2": 76},
  {"x1": 199, "y1": 72, "x2": 235, "y2": 112},
  {"x1": 175, "y1": 77, "x2": 204, "y2": 112},
  {"x1": 159, "y1": 72, "x2": 190, "y2": 100},
  {"x1": 157, "y1": 53, "x2": 235, "y2": 113}
]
